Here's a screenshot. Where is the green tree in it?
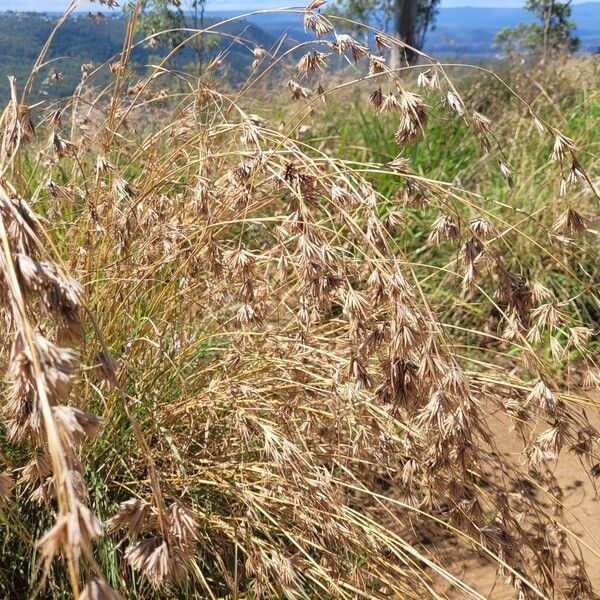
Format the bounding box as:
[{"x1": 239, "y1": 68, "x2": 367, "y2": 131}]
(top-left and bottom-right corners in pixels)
[
  {"x1": 191, "y1": 0, "x2": 207, "y2": 72},
  {"x1": 494, "y1": 1, "x2": 579, "y2": 59},
  {"x1": 333, "y1": 0, "x2": 440, "y2": 65},
  {"x1": 126, "y1": 0, "x2": 186, "y2": 50},
  {"x1": 125, "y1": 0, "x2": 213, "y2": 72}
]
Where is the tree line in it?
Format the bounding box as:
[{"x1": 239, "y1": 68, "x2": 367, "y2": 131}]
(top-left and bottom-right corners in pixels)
[{"x1": 132, "y1": 0, "x2": 580, "y2": 67}]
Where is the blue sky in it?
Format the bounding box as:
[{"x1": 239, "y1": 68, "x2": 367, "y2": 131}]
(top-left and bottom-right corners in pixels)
[{"x1": 0, "y1": 0, "x2": 596, "y2": 10}]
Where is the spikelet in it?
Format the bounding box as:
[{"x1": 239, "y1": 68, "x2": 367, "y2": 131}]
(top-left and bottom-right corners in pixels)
[
  {"x1": 428, "y1": 214, "x2": 460, "y2": 244},
  {"x1": 78, "y1": 578, "x2": 123, "y2": 600},
  {"x1": 107, "y1": 498, "x2": 151, "y2": 535},
  {"x1": 124, "y1": 537, "x2": 189, "y2": 589},
  {"x1": 304, "y1": 12, "x2": 333, "y2": 37},
  {"x1": 417, "y1": 68, "x2": 439, "y2": 90},
  {"x1": 0, "y1": 471, "x2": 14, "y2": 505},
  {"x1": 551, "y1": 133, "x2": 576, "y2": 163},
  {"x1": 552, "y1": 208, "x2": 588, "y2": 234},
  {"x1": 287, "y1": 80, "x2": 312, "y2": 100},
  {"x1": 368, "y1": 55, "x2": 387, "y2": 76},
  {"x1": 446, "y1": 90, "x2": 464, "y2": 115},
  {"x1": 297, "y1": 51, "x2": 330, "y2": 75},
  {"x1": 49, "y1": 131, "x2": 74, "y2": 159},
  {"x1": 394, "y1": 92, "x2": 427, "y2": 145},
  {"x1": 369, "y1": 87, "x2": 383, "y2": 109}
]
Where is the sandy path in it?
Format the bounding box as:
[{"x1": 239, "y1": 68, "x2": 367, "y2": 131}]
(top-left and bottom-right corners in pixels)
[{"x1": 450, "y1": 398, "x2": 600, "y2": 599}]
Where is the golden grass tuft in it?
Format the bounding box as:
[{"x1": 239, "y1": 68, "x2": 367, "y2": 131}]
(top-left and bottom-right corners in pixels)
[{"x1": 0, "y1": 3, "x2": 599, "y2": 599}]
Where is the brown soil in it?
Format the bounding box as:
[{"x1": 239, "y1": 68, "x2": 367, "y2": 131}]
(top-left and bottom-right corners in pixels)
[
  {"x1": 444, "y1": 397, "x2": 600, "y2": 599},
  {"x1": 372, "y1": 393, "x2": 600, "y2": 599}
]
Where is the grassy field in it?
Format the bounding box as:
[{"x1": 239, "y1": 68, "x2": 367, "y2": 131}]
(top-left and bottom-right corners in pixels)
[{"x1": 0, "y1": 4, "x2": 600, "y2": 599}]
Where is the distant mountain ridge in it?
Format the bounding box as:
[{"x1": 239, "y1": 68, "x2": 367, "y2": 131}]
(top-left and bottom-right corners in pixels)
[
  {"x1": 0, "y1": 11, "x2": 282, "y2": 106},
  {"x1": 0, "y1": 3, "x2": 597, "y2": 106},
  {"x1": 210, "y1": 2, "x2": 600, "y2": 54},
  {"x1": 5, "y1": 3, "x2": 600, "y2": 56},
  {"x1": 429, "y1": 2, "x2": 600, "y2": 53}
]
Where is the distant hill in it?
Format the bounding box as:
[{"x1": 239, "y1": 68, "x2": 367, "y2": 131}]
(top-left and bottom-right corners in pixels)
[
  {"x1": 0, "y1": 3, "x2": 598, "y2": 108},
  {"x1": 427, "y1": 3, "x2": 600, "y2": 54},
  {"x1": 222, "y1": 2, "x2": 600, "y2": 54},
  {"x1": 0, "y1": 11, "x2": 282, "y2": 106}
]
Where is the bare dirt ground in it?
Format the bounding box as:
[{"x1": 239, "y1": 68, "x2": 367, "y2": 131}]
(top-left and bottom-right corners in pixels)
[{"x1": 446, "y1": 396, "x2": 600, "y2": 599}]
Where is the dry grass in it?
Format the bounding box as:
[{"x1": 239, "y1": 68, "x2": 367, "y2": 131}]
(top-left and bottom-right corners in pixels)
[{"x1": 0, "y1": 3, "x2": 599, "y2": 599}]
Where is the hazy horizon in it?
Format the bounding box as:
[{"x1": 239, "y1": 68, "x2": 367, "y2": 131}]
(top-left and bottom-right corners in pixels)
[{"x1": 0, "y1": 0, "x2": 598, "y2": 12}]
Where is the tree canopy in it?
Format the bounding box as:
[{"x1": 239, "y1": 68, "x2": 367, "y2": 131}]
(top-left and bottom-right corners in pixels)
[
  {"x1": 332, "y1": 0, "x2": 440, "y2": 52},
  {"x1": 494, "y1": 1, "x2": 579, "y2": 57}
]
